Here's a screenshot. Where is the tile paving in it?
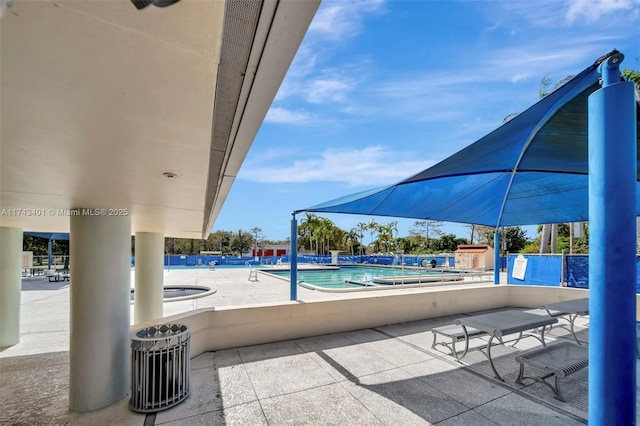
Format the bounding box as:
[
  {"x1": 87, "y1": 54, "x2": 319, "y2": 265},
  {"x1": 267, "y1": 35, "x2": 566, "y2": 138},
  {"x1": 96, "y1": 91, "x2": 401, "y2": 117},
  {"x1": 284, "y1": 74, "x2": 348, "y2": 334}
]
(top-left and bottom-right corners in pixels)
[{"x1": 0, "y1": 268, "x2": 633, "y2": 425}]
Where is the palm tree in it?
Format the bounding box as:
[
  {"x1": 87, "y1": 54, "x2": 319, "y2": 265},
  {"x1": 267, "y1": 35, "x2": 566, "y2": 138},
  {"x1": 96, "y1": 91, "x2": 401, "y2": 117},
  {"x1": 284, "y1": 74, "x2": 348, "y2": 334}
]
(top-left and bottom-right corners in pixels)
[
  {"x1": 356, "y1": 222, "x2": 367, "y2": 255},
  {"x1": 376, "y1": 223, "x2": 391, "y2": 253},
  {"x1": 344, "y1": 229, "x2": 359, "y2": 256},
  {"x1": 312, "y1": 217, "x2": 333, "y2": 255},
  {"x1": 300, "y1": 213, "x2": 319, "y2": 253},
  {"x1": 367, "y1": 219, "x2": 378, "y2": 253},
  {"x1": 388, "y1": 221, "x2": 398, "y2": 252},
  {"x1": 373, "y1": 222, "x2": 398, "y2": 253}
]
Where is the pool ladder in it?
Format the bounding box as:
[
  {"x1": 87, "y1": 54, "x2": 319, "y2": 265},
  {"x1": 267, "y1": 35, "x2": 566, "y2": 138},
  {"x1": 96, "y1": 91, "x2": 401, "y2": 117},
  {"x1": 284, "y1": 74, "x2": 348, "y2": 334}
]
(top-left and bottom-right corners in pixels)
[{"x1": 248, "y1": 265, "x2": 258, "y2": 282}]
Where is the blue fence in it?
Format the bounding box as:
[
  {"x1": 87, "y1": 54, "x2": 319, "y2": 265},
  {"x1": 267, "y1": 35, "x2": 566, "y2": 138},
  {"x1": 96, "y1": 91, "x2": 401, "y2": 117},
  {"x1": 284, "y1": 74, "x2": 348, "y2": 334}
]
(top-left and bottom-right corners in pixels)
[
  {"x1": 131, "y1": 254, "x2": 457, "y2": 268},
  {"x1": 507, "y1": 255, "x2": 563, "y2": 287},
  {"x1": 507, "y1": 253, "x2": 640, "y2": 293},
  {"x1": 565, "y1": 255, "x2": 589, "y2": 289}
]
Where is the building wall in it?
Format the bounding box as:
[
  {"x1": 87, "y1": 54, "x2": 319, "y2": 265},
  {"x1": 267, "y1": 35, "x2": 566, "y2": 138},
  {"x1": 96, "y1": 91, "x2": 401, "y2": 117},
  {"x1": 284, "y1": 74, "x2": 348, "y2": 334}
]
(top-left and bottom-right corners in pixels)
[{"x1": 454, "y1": 246, "x2": 494, "y2": 270}]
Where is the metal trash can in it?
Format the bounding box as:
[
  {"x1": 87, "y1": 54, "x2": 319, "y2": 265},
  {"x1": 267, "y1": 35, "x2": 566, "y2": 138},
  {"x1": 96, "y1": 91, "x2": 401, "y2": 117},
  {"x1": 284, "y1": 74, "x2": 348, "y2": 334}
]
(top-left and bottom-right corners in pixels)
[{"x1": 129, "y1": 324, "x2": 191, "y2": 413}]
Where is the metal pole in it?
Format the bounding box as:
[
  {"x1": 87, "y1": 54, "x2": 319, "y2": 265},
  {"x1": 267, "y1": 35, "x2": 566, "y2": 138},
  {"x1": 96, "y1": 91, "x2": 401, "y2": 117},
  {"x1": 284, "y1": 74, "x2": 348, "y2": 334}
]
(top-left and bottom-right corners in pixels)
[
  {"x1": 290, "y1": 214, "x2": 298, "y2": 301},
  {"x1": 588, "y1": 52, "x2": 637, "y2": 425},
  {"x1": 493, "y1": 231, "x2": 500, "y2": 284},
  {"x1": 561, "y1": 249, "x2": 566, "y2": 286},
  {"x1": 48, "y1": 239, "x2": 53, "y2": 268}
]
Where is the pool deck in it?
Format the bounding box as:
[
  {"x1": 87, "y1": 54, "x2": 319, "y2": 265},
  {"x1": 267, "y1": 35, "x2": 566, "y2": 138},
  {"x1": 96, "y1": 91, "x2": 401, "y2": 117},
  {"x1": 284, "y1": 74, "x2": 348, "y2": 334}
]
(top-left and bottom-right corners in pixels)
[{"x1": 1, "y1": 267, "x2": 637, "y2": 425}]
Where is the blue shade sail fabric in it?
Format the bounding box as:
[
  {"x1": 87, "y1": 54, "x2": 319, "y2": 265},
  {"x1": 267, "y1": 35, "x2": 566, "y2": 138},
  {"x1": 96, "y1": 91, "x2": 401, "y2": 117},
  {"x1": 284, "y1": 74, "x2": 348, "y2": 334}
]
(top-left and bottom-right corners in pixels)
[{"x1": 297, "y1": 51, "x2": 640, "y2": 227}]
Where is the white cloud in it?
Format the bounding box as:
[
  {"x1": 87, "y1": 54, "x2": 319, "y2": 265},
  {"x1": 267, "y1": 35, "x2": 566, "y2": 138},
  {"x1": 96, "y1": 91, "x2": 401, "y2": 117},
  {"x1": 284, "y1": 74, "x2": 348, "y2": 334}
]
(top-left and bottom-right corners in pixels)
[
  {"x1": 465, "y1": 32, "x2": 624, "y2": 88},
  {"x1": 306, "y1": 77, "x2": 355, "y2": 103},
  {"x1": 239, "y1": 146, "x2": 432, "y2": 186},
  {"x1": 495, "y1": 0, "x2": 640, "y2": 28},
  {"x1": 273, "y1": 0, "x2": 636, "y2": 133},
  {"x1": 264, "y1": 107, "x2": 311, "y2": 124},
  {"x1": 510, "y1": 73, "x2": 531, "y2": 83},
  {"x1": 566, "y1": 0, "x2": 639, "y2": 23},
  {"x1": 309, "y1": 0, "x2": 385, "y2": 40},
  {"x1": 484, "y1": 21, "x2": 501, "y2": 32},
  {"x1": 272, "y1": 0, "x2": 383, "y2": 109}
]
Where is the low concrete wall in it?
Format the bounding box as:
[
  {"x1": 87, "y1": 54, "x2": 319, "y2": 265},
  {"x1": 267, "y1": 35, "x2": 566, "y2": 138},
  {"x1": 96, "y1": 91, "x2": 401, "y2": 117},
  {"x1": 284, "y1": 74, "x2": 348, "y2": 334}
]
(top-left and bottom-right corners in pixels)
[
  {"x1": 132, "y1": 285, "x2": 629, "y2": 359},
  {"x1": 506, "y1": 285, "x2": 589, "y2": 308}
]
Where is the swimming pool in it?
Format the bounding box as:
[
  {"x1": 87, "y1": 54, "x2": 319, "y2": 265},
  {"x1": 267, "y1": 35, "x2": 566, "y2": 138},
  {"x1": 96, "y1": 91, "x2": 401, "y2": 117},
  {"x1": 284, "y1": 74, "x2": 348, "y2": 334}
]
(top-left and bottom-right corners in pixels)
[{"x1": 266, "y1": 265, "x2": 466, "y2": 291}]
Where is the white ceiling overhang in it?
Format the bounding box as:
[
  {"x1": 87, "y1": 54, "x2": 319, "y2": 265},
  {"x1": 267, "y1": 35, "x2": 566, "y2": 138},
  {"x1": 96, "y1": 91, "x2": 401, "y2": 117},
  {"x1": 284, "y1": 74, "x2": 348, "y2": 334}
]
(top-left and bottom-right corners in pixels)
[{"x1": 0, "y1": 0, "x2": 319, "y2": 239}]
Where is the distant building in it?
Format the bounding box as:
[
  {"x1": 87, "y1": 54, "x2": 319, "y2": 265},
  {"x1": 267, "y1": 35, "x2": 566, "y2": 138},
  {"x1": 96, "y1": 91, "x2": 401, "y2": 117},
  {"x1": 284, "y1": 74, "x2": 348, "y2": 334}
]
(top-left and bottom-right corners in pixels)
[
  {"x1": 251, "y1": 245, "x2": 288, "y2": 257},
  {"x1": 454, "y1": 244, "x2": 494, "y2": 270}
]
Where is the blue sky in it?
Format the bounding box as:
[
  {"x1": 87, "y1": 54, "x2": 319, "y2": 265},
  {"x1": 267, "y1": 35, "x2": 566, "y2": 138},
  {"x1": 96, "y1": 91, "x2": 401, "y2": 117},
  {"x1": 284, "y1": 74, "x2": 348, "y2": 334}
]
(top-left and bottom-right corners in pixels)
[{"x1": 213, "y1": 0, "x2": 640, "y2": 243}]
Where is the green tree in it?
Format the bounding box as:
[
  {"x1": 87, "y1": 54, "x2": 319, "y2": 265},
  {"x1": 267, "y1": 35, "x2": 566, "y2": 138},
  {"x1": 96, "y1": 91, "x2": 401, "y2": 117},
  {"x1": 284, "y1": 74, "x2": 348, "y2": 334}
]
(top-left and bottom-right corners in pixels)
[
  {"x1": 622, "y1": 68, "x2": 640, "y2": 89},
  {"x1": 250, "y1": 227, "x2": 264, "y2": 254},
  {"x1": 23, "y1": 236, "x2": 48, "y2": 256},
  {"x1": 230, "y1": 230, "x2": 252, "y2": 256},
  {"x1": 376, "y1": 222, "x2": 397, "y2": 253},
  {"x1": 343, "y1": 229, "x2": 359, "y2": 256},
  {"x1": 467, "y1": 224, "x2": 476, "y2": 245},
  {"x1": 432, "y1": 234, "x2": 468, "y2": 252},
  {"x1": 409, "y1": 220, "x2": 444, "y2": 253},
  {"x1": 299, "y1": 213, "x2": 321, "y2": 253},
  {"x1": 205, "y1": 230, "x2": 233, "y2": 254},
  {"x1": 487, "y1": 227, "x2": 529, "y2": 253},
  {"x1": 366, "y1": 219, "x2": 379, "y2": 252},
  {"x1": 474, "y1": 226, "x2": 495, "y2": 244},
  {"x1": 539, "y1": 74, "x2": 574, "y2": 98},
  {"x1": 395, "y1": 236, "x2": 420, "y2": 254},
  {"x1": 356, "y1": 222, "x2": 367, "y2": 255},
  {"x1": 312, "y1": 217, "x2": 336, "y2": 255}
]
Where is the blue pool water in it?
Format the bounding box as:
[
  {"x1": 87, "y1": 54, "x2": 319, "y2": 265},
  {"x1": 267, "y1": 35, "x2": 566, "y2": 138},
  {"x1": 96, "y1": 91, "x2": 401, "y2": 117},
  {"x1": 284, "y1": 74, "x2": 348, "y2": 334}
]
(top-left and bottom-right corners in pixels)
[{"x1": 267, "y1": 266, "x2": 454, "y2": 290}]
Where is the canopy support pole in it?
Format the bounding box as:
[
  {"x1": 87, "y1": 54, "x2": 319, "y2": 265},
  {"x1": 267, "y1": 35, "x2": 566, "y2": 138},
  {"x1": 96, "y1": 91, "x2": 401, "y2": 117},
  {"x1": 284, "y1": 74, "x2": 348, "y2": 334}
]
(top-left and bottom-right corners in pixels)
[
  {"x1": 588, "y1": 52, "x2": 636, "y2": 425},
  {"x1": 290, "y1": 213, "x2": 298, "y2": 301},
  {"x1": 493, "y1": 231, "x2": 500, "y2": 284}
]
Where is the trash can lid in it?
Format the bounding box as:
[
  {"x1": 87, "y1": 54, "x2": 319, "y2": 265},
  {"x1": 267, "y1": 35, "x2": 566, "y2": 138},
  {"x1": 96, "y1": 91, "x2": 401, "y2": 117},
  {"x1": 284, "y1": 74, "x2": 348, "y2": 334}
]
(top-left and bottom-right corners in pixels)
[{"x1": 132, "y1": 323, "x2": 189, "y2": 340}]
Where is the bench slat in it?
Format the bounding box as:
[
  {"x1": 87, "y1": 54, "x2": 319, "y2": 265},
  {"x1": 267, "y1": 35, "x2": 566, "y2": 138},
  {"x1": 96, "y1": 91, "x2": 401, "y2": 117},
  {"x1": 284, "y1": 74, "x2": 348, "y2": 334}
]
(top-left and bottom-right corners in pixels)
[
  {"x1": 515, "y1": 341, "x2": 588, "y2": 401},
  {"x1": 431, "y1": 324, "x2": 488, "y2": 360}
]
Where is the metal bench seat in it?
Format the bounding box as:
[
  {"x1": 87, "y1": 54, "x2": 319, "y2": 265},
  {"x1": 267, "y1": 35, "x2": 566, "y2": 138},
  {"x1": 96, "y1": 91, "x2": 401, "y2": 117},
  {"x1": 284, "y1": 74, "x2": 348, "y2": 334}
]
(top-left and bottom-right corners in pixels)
[
  {"x1": 515, "y1": 341, "x2": 588, "y2": 401},
  {"x1": 431, "y1": 324, "x2": 488, "y2": 360}
]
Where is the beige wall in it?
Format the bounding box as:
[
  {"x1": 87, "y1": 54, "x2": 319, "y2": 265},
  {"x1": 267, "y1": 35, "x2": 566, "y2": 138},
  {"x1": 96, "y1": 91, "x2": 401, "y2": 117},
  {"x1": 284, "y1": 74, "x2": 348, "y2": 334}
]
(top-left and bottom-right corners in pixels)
[
  {"x1": 133, "y1": 284, "x2": 604, "y2": 358},
  {"x1": 454, "y1": 249, "x2": 494, "y2": 270},
  {"x1": 484, "y1": 249, "x2": 495, "y2": 270}
]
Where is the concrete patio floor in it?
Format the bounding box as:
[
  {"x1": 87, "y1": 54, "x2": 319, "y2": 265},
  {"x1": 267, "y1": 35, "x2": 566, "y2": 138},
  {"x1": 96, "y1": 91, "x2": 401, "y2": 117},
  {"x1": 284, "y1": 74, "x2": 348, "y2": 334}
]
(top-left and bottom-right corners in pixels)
[{"x1": 0, "y1": 267, "x2": 636, "y2": 425}]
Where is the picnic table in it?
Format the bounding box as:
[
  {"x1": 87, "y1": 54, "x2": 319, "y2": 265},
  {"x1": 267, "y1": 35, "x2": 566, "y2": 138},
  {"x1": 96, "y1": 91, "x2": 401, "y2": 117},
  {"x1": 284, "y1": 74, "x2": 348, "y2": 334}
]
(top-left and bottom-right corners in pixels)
[
  {"x1": 22, "y1": 266, "x2": 49, "y2": 276},
  {"x1": 542, "y1": 298, "x2": 589, "y2": 345},
  {"x1": 456, "y1": 310, "x2": 558, "y2": 381},
  {"x1": 46, "y1": 269, "x2": 70, "y2": 282}
]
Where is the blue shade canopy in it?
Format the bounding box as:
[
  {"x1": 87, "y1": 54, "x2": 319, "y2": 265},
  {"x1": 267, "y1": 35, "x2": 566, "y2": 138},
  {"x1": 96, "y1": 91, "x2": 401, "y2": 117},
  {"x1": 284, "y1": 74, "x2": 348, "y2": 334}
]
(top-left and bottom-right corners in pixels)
[{"x1": 297, "y1": 51, "x2": 640, "y2": 227}]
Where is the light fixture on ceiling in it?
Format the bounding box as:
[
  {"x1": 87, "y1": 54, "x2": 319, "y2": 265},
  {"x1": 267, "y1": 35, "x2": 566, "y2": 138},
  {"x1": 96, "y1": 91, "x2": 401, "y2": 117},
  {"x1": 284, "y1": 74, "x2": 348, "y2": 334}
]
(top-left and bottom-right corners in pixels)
[{"x1": 131, "y1": 0, "x2": 182, "y2": 10}]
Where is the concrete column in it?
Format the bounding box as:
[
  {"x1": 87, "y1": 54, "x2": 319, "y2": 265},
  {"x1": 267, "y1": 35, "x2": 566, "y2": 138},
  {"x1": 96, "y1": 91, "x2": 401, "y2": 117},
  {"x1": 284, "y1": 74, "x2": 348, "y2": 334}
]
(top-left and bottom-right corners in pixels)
[
  {"x1": 69, "y1": 211, "x2": 131, "y2": 412},
  {"x1": 0, "y1": 226, "x2": 23, "y2": 347},
  {"x1": 134, "y1": 232, "x2": 164, "y2": 324},
  {"x1": 330, "y1": 250, "x2": 340, "y2": 265}
]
